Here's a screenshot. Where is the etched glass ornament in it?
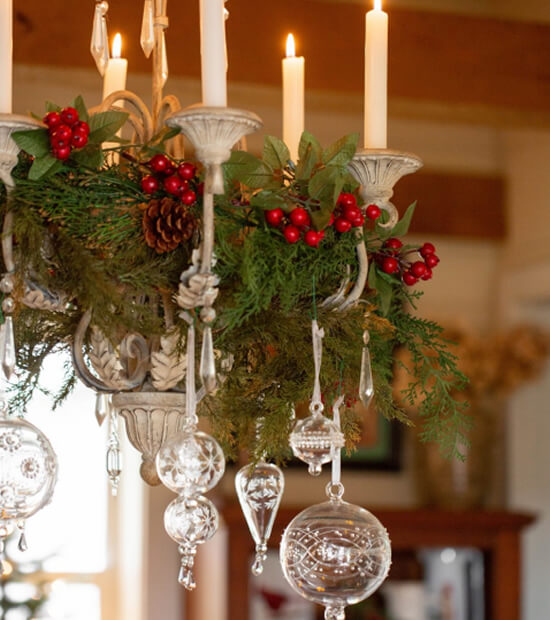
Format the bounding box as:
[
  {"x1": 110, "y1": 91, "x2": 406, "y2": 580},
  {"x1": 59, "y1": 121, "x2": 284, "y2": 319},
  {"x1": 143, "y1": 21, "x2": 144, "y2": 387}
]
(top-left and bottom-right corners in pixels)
[
  {"x1": 280, "y1": 499, "x2": 391, "y2": 619},
  {"x1": 359, "y1": 331, "x2": 374, "y2": 408},
  {"x1": 235, "y1": 461, "x2": 284, "y2": 576},
  {"x1": 164, "y1": 494, "x2": 219, "y2": 590},
  {"x1": 0, "y1": 418, "x2": 57, "y2": 545},
  {"x1": 140, "y1": 0, "x2": 155, "y2": 58},
  {"x1": 156, "y1": 429, "x2": 225, "y2": 495}
]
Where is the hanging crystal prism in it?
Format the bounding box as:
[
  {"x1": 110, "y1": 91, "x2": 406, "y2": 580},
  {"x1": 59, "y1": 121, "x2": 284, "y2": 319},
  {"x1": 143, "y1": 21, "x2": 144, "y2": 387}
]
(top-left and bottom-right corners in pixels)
[
  {"x1": 2, "y1": 315, "x2": 16, "y2": 380},
  {"x1": 200, "y1": 326, "x2": 217, "y2": 394},
  {"x1": 140, "y1": 0, "x2": 155, "y2": 58},
  {"x1": 235, "y1": 461, "x2": 284, "y2": 576},
  {"x1": 90, "y1": 1, "x2": 110, "y2": 77},
  {"x1": 160, "y1": 30, "x2": 169, "y2": 87},
  {"x1": 17, "y1": 521, "x2": 27, "y2": 552},
  {"x1": 95, "y1": 393, "x2": 110, "y2": 427},
  {"x1": 106, "y1": 410, "x2": 122, "y2": 496},
  {"x1": 359, "y1": 330, "x2": 374, "y2": 408}
]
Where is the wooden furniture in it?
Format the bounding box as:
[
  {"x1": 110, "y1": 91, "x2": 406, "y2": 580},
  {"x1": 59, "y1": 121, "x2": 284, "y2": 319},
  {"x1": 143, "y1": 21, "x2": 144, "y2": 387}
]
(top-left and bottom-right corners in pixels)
[{"x1": 222, "y1": 503, "x2": 535, "y2": 620}]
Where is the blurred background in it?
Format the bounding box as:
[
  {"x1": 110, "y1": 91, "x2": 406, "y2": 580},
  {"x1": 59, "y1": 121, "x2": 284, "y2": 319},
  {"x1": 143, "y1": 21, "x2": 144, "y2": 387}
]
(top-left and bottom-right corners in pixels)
[{"x1": 3, "y1": 0, "x2": 550, "y2": 619}]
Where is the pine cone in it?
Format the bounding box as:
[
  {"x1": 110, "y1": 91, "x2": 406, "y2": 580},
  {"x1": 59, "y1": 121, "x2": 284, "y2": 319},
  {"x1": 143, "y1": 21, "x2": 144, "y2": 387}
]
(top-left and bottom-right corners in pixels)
[{"x1": 140, "y1": 197, "x2": 197, "y2": 254}]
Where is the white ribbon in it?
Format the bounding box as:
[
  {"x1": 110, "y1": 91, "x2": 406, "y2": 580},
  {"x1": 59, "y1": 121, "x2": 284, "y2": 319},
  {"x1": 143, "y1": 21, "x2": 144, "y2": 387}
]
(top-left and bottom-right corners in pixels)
[{"x1": 311, "y1": 320, "x2": 325, "y2": 409}]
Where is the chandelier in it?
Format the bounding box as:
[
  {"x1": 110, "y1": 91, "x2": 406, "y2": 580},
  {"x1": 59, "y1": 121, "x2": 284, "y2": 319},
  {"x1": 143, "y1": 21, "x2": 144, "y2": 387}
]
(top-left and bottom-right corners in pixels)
[{"x1": 0, "y1": 1, "x2": 467, "y2": 618}]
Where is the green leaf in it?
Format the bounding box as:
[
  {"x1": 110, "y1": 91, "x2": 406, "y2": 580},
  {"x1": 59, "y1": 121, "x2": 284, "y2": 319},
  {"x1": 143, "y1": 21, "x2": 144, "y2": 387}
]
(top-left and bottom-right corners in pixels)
[
  {"x1": 389, "y1": 201, "x2": 417, "y2": 238},
  {"x1": 88, "y1": 110, "x2": 129, "y2": 143},
  {"x1": 28, "y1": 154, "x2": 64, "y2": 180},
  {"x1": 45, "y1": 101, "x2": 60, "y2": 113},
  {"x1": 223, "y1": 151, "x2": 277, "y2": 189},
  {"x1": 69, "y1": 95, "x2": 89, "y2": 123},
  {"x1": 375, "y1": 270, "x2": 394, "y2": 316},
  {"x1": 310, "y1": 208, "x2": 333, "y2": 230},
  {"x1": 368, "y1": 262, "x2": 379, "y2": 290},
  {"x1": 12, "y1": 129, "x2": 50, "y2": 158},
  {"x1": 322, "y1": 133, "x2": 359, "y2": 167},
  {"x1": 308, "y1": 166, "x2": 340, "y2": 201},
  {"x1": 141, "y1": 126, "x2": 181, "y2": 157},
  {"x1": 296, "y1": 132, "x2": 322, "y2": 180},
  {"x1": 250, "y1": 192, "x2": 286, "y2": 211},
  {"x1": 262, "y1": 135, "x2": 290, "y2": 171},
  {"x1": 71, "y1": 144, "x2": 103, "y2": 169}
]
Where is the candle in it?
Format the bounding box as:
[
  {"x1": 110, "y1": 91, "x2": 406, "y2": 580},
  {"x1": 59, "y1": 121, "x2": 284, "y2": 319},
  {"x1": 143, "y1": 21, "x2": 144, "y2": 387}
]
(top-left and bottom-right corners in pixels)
[
  {"x1": 102, "y1": 33, "x2": 128, "y2": 101},
  {"x1": 364, "y1": 0, "x2": 388, "y2": 148},
  {"x1": 282, "y1": 33, "x2": 305, "y2": 162},
  {"x1": 200, "y1": 0, "x2": 227, "y2": 107},
  {"x1": 0, "y1": 0, "x2": 13, "y2": 113}
]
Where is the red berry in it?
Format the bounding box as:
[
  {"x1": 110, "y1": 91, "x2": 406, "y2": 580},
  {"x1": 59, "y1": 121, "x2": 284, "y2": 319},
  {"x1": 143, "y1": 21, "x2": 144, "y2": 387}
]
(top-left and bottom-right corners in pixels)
[
  {"x1": 402, "y1": 271, "x2": 418, "y2": 286},
  {"x1": 197, "y1": 182, "x2": 205, "y2": 196},
  {"x1": 328, "y1": 212, "x2": 336, "y2": 227},
  {"x1": 334, "y1": 217, "x2": 352, "y2": 233},
  {"x1": 50, "y1": 124, "x2": 72, "y2": 144},
  {"x1": 177, "y1": 162, "x2": 197, "y2": 181},
  {"x1": 149, "y1": 154, "x2": 170, "y2": 174},
  {"x1": 283, "y1": 225, "x2": 301, "y2": 244},
  {"x1": 289, "y1": 207, "x2": 311, "y2": 228},
  {"x1": 71, "y1": 131, "x2": 88, "y2": 149},
  {"x1": 73, "y1": 121, "x2": 90, "y2": 137},
  {"x1": 43, "y1": 111, "x2": 61, "y2": 128},
  {"x1": 382, "y1": 257, "x2": 399, "y2": 274},
  {"x1": 318, "y1": 230, "x2": 325, "y2": 240},
  {"x1": 54, "y1": 146, "x2": 71, "y2": 161},
  {"x1": 421, "y1": 267, "x2": 433, "y2": 281},
  {"x1": 420, "y1": 242, "x2": 436, "y2": 258},
  {"x1": 366, "y1": 204, "x2": 381, "y2": 220},
  {"x1": 384, "y1": 238, "x2": 403, "y2": 251},
  {"x1": 343, "y1": 205, "x2": 361, "y2": 223},
  {"x1": 304, "y1": 230, "x2": 322, "y2": 248},
  {"x1": 181, "y1": 189, "x2": 197, "y2": 205},
  {"x1": 141, "y1": 175, "x2": 159, "y2": 194},
  {"x1": 411, "y1": 261, "x2": 428, "y2": 278},
  {"x1": 61, "y1": 107, "x2": 79, "y2": 126},
  {"x1": 352, "y1": 213, "x2": 365, "y2": 228},
  {"x1": 265, "y1": 208, "x2": 284, "y2": 227},
  {"x1": 164, "y1": 175, "x2": 184, "y2": 196},
  {"x1": 425, "y1": 254, "x2": 440, "y2": 269},
  {"x1": 338, "y1": 193, "x2": 357, "y2": 209}
]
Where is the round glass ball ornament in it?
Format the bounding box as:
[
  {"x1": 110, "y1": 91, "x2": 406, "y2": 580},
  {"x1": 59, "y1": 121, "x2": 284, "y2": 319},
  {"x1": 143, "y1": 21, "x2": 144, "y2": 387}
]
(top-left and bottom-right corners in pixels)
[
  {"x1": 156, "y1": 429, "x2": 225, "y2": 495},
  {"x1": 280, "y1": 498, "x2": 391, "y2": 619},
  {"x1": 0, "y1": 417, "x2": 57, "y2": 531}
]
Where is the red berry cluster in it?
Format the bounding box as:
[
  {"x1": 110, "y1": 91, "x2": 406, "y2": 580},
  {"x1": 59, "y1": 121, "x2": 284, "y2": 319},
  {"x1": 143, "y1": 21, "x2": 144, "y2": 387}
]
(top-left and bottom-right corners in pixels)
[
  {"x1": 265, "y1": 206, "x2": 323, "y2": 247},
  {"x1": 377, "y1": 239, "x2": 440, "y2": 286},
  {"x1": 331, "y1": 193, "x2": 367, "y2": 234},
  {"x1": 43, "y1": 107, "x2": 90, "y2": 161},
  {"x1": 140, "y1": 154, "x2": 200, "y2": 206}
]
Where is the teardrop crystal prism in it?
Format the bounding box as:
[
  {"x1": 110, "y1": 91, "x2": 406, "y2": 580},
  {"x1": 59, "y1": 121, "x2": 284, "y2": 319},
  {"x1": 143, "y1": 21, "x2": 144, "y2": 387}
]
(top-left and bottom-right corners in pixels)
[
  {"x1": 160, "y1": 31, "x2": 169, "y2": 87},
  {"x1": 200, "y1": 326, "x2": 217, "y2": 394},
  {"x1": 90, "y1": 1, "x2": 110, "y2": 76},
  {"x1": 235, "y1": 462, "x2": 284, "y2": 576},
  {"x1": 2, "y1": 316, "x2": 16, "y2": 380},
  {"x1": 140, "y1": 0, "x2": 155, "y2": 58},
  {"x1": 18, "y1": 530, "x2": 28, "y2": 552},
  {"x1": 359, "y1": 345, "x2": 374, "y2": 409},
  {"x1": 95, "y1": 393, "x2": 110, "y2": 426}
]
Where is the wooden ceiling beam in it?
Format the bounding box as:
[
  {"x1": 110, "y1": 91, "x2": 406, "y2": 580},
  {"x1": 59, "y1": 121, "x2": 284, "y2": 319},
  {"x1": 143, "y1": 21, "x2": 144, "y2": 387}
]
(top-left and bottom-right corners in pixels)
[{"x1": 12, "y1": 0, "x2": 550, "y2": 123}]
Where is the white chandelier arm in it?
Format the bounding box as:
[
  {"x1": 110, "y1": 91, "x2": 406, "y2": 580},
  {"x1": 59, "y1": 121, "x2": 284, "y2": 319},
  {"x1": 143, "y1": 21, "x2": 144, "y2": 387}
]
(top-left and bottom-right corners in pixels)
[{"x1": 90, "y1": 91, "x2": 155, "y2": 144}]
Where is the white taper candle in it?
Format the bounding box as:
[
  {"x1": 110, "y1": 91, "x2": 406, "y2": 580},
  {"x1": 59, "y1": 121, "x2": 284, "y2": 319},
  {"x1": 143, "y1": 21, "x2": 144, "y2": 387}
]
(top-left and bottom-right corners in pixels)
[
  {"x1": 0, "y1": 0, "x2": 13, "y2": 113},
  {"x1": 200, "y1": 0, "x2": 228, "y2": 107},
  {"x1": 282, "y1": 34, "x2": 305, "y2": 162}
]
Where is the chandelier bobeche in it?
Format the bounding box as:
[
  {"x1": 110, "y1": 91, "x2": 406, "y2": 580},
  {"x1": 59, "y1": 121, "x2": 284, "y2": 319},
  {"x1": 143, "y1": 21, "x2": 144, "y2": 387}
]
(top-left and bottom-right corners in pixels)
[{"x1": 0, "y1": 0, "x2": 467, "y2": 617}]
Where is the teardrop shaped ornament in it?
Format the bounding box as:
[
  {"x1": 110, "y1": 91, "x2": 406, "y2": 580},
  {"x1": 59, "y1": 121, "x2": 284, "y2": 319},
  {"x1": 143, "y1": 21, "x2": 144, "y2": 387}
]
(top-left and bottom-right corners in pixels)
[
  {"x1": 359, "y1": 331, "x2": 374, "y2": 409},
  {"x1": 200, "y1": 326, "x2": 217, "y2": 394},
  {"x1": 90, "y1": 1, "x2": 110, "y2": 76},
  {"x1": 140, "y1": 0, "x2": 155, "y2": 58},
  {"x1": 2, "y1": 316, "x2": 16, "y2": 380},
  {"x1": 160, "y1": 30, "x2": 169, "y2": 87},
  {"x1": 95, "y1": 393, "x2": 110, "y2": 427}
]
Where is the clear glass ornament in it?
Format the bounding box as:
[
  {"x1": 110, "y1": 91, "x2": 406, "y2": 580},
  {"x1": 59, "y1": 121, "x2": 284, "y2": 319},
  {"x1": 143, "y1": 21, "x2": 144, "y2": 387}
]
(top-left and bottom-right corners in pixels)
[
  {"x1": 1, "y1": 316, "x2": 16, "y2": 380},
  {"x1": 235, "y1": 461, "x2": 284, "y2": 576},
  {"x1": 140, "y1": 0, "x2": 155, "y2": 58},
  {"x1": 290, "y1": 403, "x2": 345, "y2": 476},
  {"x1": 164, "y1": 495, "x2": 219, "y2": 590},
  {"x1": 359, "y1": 331, "x2": 374, "y2": 408},
  {"x1": 0, "y1": 418, "x2": 57, "y2": 547},
  {"x1": 200, "y1": 326, "x2": 217, "y2": 394},
  {"x1": 280, "y1": 498, "x2": 391, "y2": 619},
  {"x1": 156, "y1": 429, "x2": 225, "y2": 495},
  {"x1": 95, "y1": 393, "x2": 110, "y2": 427},
  {"x1": 106, "y1": 410, "x2": 122, "y2": 496},
  {"x1": 90, "y1": 1, "x2": 110, "y2": 77}
]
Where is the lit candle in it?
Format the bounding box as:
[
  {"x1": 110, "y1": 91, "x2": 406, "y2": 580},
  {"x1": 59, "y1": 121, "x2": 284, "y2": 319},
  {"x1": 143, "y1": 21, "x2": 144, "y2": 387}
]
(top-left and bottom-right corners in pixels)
[
  {"x1": 0, "y1": 0, "x2": 13, "y2": 113},
  {"x1": 200, "y1": 0, "x2": 227, "y2": 107},
  {"x1": 364, "y1": 0, "x2": 388, "y2": 148},
  {"x1": 102, "y1": 33, "x2": 128, "y2": 101},
  {"x1": 282, "y1": 33, "x2": 305, "y2": 162}
]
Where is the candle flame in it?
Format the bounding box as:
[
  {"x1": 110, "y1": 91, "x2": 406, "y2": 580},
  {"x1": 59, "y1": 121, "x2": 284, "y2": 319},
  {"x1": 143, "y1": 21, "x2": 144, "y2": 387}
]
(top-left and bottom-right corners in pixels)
[
  {"x1": 112, "y1": 33, "x2": 123, "y2": 59},
  {"x1": 374, "y1": 0, "x2": 382, "y2": 10},
  {"x1": 286, "y1": 33, "x2": 296, "y2": 58}
]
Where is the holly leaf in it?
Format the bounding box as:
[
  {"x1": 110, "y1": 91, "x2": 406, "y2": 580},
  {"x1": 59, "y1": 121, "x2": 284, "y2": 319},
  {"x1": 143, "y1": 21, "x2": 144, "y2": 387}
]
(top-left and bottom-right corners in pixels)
[
  {"x1": 389, "y1": 201, "x2": 417, "y2": 238},
  {"x1": 250, "y1": 192, "x2": 286, "y2": 211},
  {"x1": 88, "y1": 110, "x2": 129, "y2": 143},
  {"x1": 223, "y1": 151, "x2": 277, "y2": 189},
  {"x1": 28, "y1": 154, "x2": 64, "y2": 181},
  {"x1": 45, "y1": 101, "x2": 60, "y2": 113},
  {"x1": 263, "y1": 135, "x2": 290, "y2": 171},
  {"x1": 141, "y1": 126, "x2": 181, "y2": 158},
  {"x1": 72, "y1": 144, "x2": 103, "y2": 169},
  {"x1": 296, "y1": 132, "x2": 322, "y2": 180},
  {"x1": 308, "y1": 166, "x2": 340, "y2": 201},
  {"x1": 12, "y1": 129, "x2": 50, "y2": 158},
  {"x1": 369, "y1": 264, "x2": 394, "y2": 316},
  {"x1": 310, "y1": 208, "x2": 333, "y2": 230},
  {"x1": 322, "y1": 133, "x2": 359, "y2": 167},
  {"x1": 70, "y1": 95, "x2": 89, "y2": 123}
]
